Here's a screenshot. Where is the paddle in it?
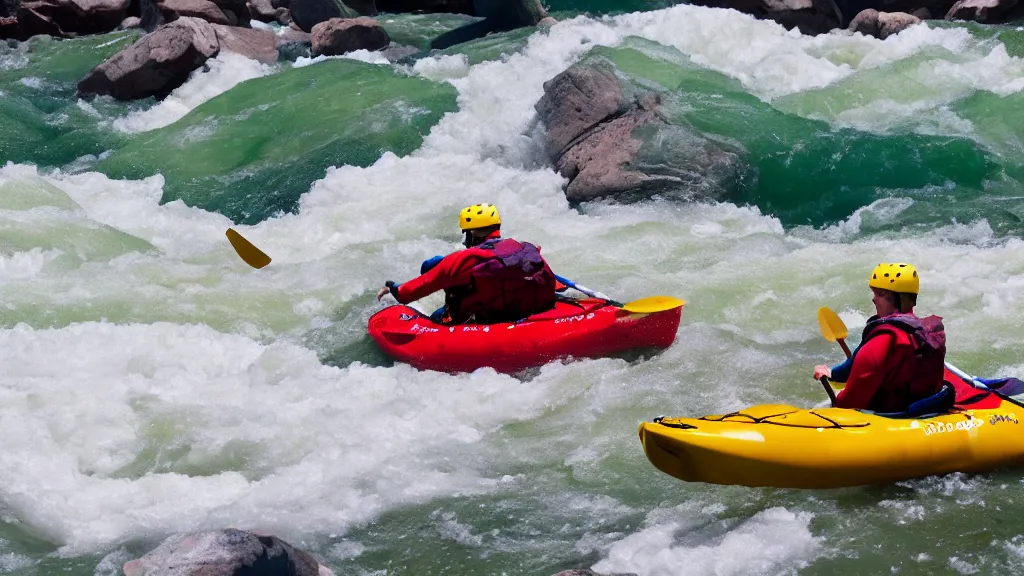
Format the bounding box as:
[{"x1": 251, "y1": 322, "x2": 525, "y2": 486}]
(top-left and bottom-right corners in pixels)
[
  {"x1": 817, "y1": 307, "x2": 852, "y2": 359},
  {"x1": 226, "y1": 228, "x2": 271, "y2": 269},
  {"x1": 554, "y1": 274, "x2": 685, "y2": 314},
  {"x1": 819, "y1": 376, "x2": 837, "y2": 407},
  {"x1": 225, "y1": 235, "x2": 687, "y2": 315}
]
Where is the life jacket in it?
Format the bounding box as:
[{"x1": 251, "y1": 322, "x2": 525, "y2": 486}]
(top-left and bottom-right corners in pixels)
[
  {"x1": 858, "y1": 313, "x2": 947, "y2": 413},
  {"x1": 444, "y1": 238, "x2": 556, "y2": 324}
]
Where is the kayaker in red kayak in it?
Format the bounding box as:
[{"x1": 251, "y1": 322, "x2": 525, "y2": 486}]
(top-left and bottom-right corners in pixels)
[
  {"x1": 812, "y1": 262, "x2": 947, "y2": 412},
  {"x1": 375, "y1": 203, "x2": 559, "y2": 325}
]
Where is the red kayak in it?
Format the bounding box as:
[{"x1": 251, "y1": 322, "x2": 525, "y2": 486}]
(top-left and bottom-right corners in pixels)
[{"x1": 368, "y1": 298, "x2": 683, "y2": 374}]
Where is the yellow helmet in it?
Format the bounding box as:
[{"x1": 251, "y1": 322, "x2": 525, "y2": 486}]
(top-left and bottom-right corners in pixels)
[
  {"x1": 459, "y1": 203, "x2": 501, "y2": 231},
  {"x1": 869, "y1": 262, "x2": 919, "y2": 295}
]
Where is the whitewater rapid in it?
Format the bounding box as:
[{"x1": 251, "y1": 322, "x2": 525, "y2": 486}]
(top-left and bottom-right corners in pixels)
[{"x1": 1, "y1": 5, "x2": 1023, "y2": 573}]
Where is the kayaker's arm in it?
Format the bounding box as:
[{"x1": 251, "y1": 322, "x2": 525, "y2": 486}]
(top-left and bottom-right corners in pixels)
[
  {"x1": 421, "y1": 255, "x2": 446, "y2": 274},
  {"x1": 834, "y1": 333, "x2": 893, "y2": 409},
  {"x1": 830, "y1": 357, "x2": 854, "y2": 383},
  {"x1": 395, "y1": 251, "x2": 475, "y2": 303}
]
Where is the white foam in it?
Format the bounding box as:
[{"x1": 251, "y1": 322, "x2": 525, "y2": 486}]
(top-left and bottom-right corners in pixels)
[
  {"x1": 0, "y1": 321, "x2": 574, "y2": 554},
  {"x1": 878, "y1": 499, "x2": 927, "y2": 524},
  {"x1": 0, "y1": 47, "x2": 28, "y2": 71},
  {"x1": 292, "y1": 50, "x2": 392, "y2": 69},
  {"x1": 434, "y1": 511, "x2": 485, "y2": 547},
  {"x1": 17, "y1": 76, "x2": 45, "y2": 89},
  {"x1": 0, "y1": 248, "x2": 62, "y2": 281},
  {"x1": 411, "y1": 54, "x2": 470, "y2": 81},
  {"x1": 592, "y1": 507, "x2": 821, "y2": 576},
  {"x1": 948, "y1": 556, "x2": 981, "y2": 574}
]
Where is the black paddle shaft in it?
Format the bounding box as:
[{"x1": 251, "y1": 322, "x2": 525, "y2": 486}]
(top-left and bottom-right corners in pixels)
[{"x1": 819, "y1": 376, "x2": 838, "y2": 407}]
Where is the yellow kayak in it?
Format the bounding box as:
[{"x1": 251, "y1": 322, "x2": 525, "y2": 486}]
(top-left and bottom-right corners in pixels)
[{"x1": 639, "y1": 377, "x2": 1024, "y2": 489}]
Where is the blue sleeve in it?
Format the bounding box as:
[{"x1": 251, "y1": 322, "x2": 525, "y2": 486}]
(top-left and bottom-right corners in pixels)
[
  {"x1": 830, "y1": 357, "x2": 853, "y2": 383},
  {"x1": 420, "y1": 255, "x2": 445, "y2": 275}
]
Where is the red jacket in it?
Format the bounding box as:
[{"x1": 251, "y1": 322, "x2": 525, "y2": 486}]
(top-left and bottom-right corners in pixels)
[
  {"x1": 835, "y1": 313, "x2": 946, "y2": 413},
  {"x1": 395, "y1": 234, "x2": 557, "y2": 324}
]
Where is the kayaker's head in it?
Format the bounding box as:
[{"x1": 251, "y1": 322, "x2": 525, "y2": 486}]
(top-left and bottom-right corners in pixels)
[
  {"x1": 869, "y1": 262, "x2": 919, "y2": 316},
  {"x1": 459, "y1": 203, "x2": 501, "y2": 248}
]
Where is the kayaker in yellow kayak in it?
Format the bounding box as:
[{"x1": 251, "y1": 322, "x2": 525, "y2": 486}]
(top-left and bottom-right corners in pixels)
[
  {"x1": 812, "y1": 262, "x2": 947, "y2": 412},
  {"x1": 375, "y1": 203, "x2": 560, "y2": 325}
]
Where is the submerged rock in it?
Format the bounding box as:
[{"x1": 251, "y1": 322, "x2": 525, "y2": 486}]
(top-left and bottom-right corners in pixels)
[
  {"x1": 380, "y1": 42, "x2": 420, "y2": 61},
  {"x1": 123, "y1": 529, "x2": 334, "y2": 576}
]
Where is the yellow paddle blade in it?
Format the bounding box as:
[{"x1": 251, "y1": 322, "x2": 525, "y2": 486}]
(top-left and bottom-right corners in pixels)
[
  {"x1": 226, "y1": 228, "x2": 271, "y2": 269},
  {"x1": 621, "y1": 296, "x2": 686, "y2": 314},
  {"x1": 817, "y1": 306, "x2": 848, "y2": 343}
]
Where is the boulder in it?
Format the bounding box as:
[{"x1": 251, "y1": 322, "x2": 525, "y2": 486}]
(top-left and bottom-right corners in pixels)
[
  {"x1": 77, "y1": 16, "x2": 278, "y2": 101},
  {"x1": 77, "y1": 16, "x2": 220, "y2": 100},
  {"x1": 945, "y1": 0, "x2": 1024, "y2": 22},
  {"x1": 212, "y1": 0, "x2": 249, "y2": 25},
  {"x1": 140, "y1": 0, "x2": 165, "y2": 30},
  {"x1": 687, "y1": 0, "x2": 842, "y2": 35},
  {"x1": 847, "y1": 8, "x2": 921, "y2": 38},
  {"x1": 212, "y1": 21, "x2": 277, "y2": 62},
  {"x1": 289, "y1": 0, "x2": 355, "y2": 31},
  {"x1": 310, "y1": 15, "x2": 388, "y2": 56},
  {"x1": 473, "y1": 0, "x2": 544, "y2": 29},
  {"x1": 430, "y1": 0, "x2": 546, "y2": 49},
  {"x1": 153, "y1": 0, "x2": 249, "y2": 27},
  {"x1": 122, "y1": 529, "x2": 335, "y2": 576},
  {"x1": 534, "y1": 65, "x2": 627, "y2": 158},
  {"x1": 246, "y1": 0, "x2": 276, "y2": 20},
  {"x1": 0, "y1": 15, "x2": 21, "y2": 39},
  {"x1": 15, "y1": 0, "x2": 132, "y2": 36},
  {"x1": 157, "y1": 0, "x2": 233, "y2": 24},
  {"x1": 536, "y1": 64, "x2": 747, "y2": 204}
]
